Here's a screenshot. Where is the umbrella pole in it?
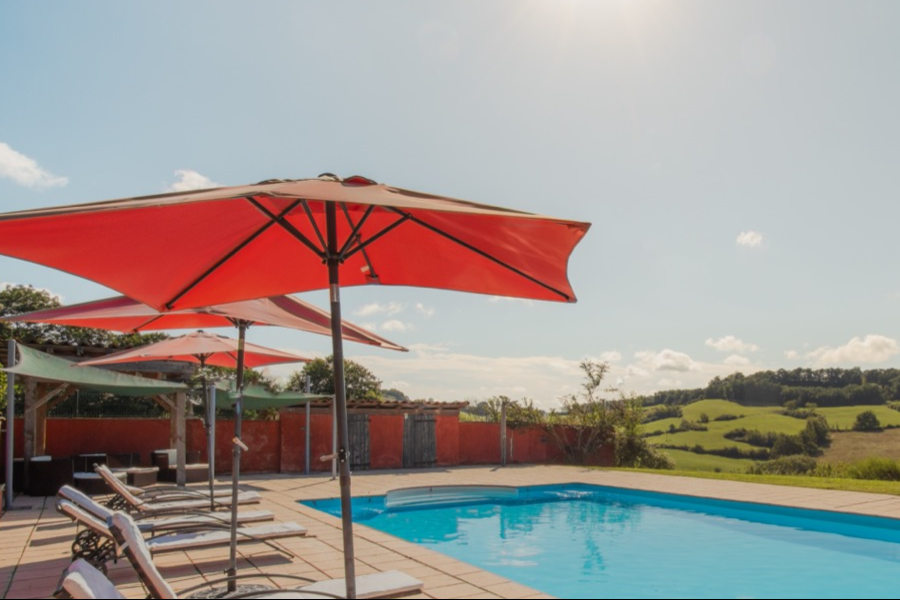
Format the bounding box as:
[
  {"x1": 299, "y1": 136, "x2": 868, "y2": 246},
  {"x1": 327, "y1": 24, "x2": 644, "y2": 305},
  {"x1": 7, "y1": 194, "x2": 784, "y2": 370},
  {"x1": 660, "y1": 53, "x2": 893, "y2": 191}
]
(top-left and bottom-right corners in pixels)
[
  {"x1": 207, "y1": 381, "x2": 216, "y2": 511},
  {"x1": 227, "y1": 322, "x2": 247, "y2": 592},
  {"x1": 5, "y1": 340, "x2": 16, "y2": 511},
  {"x1": 327, "y1": 203, "x2": 357, "y2": 599}
]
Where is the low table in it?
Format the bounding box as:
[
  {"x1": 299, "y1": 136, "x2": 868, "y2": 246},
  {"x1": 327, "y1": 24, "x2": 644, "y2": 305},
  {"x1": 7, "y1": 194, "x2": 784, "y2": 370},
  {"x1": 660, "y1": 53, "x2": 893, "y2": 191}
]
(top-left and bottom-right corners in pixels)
[
  {"x1": 73, "y1": 471, "x2": 126, "y2": 495},
  {"x1": 125, "y1": 467, "x2": 159, "y2": 487}
]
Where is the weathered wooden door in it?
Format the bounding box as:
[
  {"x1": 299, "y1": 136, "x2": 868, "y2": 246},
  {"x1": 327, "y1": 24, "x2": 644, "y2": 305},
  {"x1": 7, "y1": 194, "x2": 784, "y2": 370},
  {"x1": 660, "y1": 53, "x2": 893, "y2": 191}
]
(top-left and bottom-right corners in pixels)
[
  {"x1": 403, "y1": 414, "x2": 437, "y2": 469},
  {"x1": 348, "y1": 414, "x2": 370, "y2": 471}
]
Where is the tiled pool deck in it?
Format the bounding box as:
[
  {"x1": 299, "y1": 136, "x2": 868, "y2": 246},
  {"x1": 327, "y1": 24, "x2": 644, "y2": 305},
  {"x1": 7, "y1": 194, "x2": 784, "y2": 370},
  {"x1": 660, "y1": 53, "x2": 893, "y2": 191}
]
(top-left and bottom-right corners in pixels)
[{"x1": 4, "y1": 465, "x2": 900, "y2": 599}]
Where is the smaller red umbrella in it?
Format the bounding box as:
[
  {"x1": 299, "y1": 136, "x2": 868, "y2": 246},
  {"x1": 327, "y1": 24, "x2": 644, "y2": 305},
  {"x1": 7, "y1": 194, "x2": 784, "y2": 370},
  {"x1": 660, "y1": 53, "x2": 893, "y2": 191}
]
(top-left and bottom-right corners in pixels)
[
  {"x1": 4, "y1": 294, "x2": 406, "y2": 352},
  {"x1": 77, "y1": 330, "x2": 310, "y2": 369},
  {"x1": 76, "y1": 329, "x2": 310, "y2": 557}
]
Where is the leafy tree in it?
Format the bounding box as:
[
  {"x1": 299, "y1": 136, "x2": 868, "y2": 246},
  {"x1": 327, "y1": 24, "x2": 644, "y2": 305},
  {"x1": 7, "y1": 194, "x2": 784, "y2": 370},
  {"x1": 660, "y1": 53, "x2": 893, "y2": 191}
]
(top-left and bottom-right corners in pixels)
[
  {"x1": 853, "y1": 410, "x2": 882, "y2": 432},
  {"x1": 544, "y1": 360, "x2": 616, "y2": 464},
  {"x1": 0, "y1": 284, "x2": 165, "y2": 348},
  {"x1": 287, "y1": 356, "x2": 382, "y2": 401},
  {"x1": 770, "y1": 434, "x2": 806, "y2": 459},
  {"x1": 0, "y1": 283, "x2": 165, "y2": 410}
]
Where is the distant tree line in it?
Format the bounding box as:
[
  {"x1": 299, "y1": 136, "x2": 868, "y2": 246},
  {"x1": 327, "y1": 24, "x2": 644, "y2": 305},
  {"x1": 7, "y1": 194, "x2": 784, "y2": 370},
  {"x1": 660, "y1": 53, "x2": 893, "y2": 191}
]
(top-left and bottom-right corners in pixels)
[{"x1": 641, "y1": 367, "x2": 900, "y2": 409}]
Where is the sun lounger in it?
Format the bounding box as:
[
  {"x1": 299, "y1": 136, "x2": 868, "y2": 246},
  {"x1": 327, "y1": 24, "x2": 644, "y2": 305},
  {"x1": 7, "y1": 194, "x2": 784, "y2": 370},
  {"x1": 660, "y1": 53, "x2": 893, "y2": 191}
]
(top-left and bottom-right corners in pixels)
[
  {"x1": 109, "y1": 512, "x2": 425, "y2": 599},
  {"x1": 59, "y1": 559, "x2": 340, "y2": 599},
  {"x1": 58, "y1": 485, "x2": 274, "y2": 533},
  {"x1": 57, "y1": 501, "x2": 305, "y2": 572},
  {"x1": 94, "y1": 464, "x2": 260, "y2": 514}
]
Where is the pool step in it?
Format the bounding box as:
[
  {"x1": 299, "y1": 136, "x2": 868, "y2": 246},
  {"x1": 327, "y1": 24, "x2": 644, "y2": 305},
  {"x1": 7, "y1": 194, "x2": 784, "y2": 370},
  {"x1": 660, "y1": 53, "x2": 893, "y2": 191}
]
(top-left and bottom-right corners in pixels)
[{"x1": 385, "y1": 485, "x2": 519, "y2": 509}]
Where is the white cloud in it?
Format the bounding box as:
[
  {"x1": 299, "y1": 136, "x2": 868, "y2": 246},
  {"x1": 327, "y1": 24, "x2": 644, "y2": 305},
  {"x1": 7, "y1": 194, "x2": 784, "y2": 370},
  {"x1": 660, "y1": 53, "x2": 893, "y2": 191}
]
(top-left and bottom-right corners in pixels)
[
  {"x1": 598, "y1": 351, "x2": 623, "y2": 363},
  {"x1": 633, "y1": 349, "x2": 697, "y2": 373},
  {"x1": 166, "y1": 169, "x2": 221, "y2": 192},
  {"x1": 381, "y1": 320, "x2": 412, "y2": 332},
  {"x1": 736, "y1": 231, "x2": 764, "y2": 248},
  {"x1": 0, "y1": 142, "x2": 67, "y2": 189},
  {"x1": 785, "y1": 350, "x2": 800, "y2": 360},
  {"x1": 415, "y1": 303, "x2": 436, "y2": 318},
  {"x1": 724, "y1": 355, "x2": 752, "y2": 367},
  {"x1": 706, "y1": 336, "x2": 760, "y2": 353},
  {"x1": 807, "y1": 335, "x2": 900, "y2": 365},
  {"x1": 354, "y1": 302, "x2": 405, "y2": 318}
]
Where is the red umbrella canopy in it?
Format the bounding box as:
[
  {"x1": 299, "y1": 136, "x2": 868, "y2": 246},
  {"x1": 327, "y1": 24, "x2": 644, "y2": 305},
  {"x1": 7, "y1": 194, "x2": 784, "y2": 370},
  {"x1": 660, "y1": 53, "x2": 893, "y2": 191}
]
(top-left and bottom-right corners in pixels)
[
  {"x1": 3, "y1": 294, "x2": 406, "y2": 352},
  {"x1": 0, "y1": 175, "x2": 590, "y2": 311},
  {"x1": 76, "y1": 330, "x2": 310, "y2": 369}
]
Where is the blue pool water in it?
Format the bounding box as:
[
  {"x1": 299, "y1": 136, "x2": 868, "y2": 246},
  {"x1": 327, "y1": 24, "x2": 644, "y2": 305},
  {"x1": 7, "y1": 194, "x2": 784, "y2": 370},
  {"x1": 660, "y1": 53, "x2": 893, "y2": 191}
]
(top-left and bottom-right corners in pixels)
[{"x1": 302, "y1": 484, "x2": 900, "y2": 599}]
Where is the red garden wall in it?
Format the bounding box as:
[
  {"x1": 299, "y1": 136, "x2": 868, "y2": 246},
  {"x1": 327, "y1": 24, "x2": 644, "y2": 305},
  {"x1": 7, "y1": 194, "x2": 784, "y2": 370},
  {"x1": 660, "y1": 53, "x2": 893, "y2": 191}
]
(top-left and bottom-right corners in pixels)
[{"x1": 2, "y1": 411, "x2": 614, "y2": 476}]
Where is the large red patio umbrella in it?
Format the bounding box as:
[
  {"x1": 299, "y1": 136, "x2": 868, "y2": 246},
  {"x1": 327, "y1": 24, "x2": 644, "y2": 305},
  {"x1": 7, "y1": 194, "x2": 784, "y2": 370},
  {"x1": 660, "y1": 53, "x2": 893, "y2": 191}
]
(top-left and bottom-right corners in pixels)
[{"x1": 0, "y1": 174, "x2": 590, "y2": 598}]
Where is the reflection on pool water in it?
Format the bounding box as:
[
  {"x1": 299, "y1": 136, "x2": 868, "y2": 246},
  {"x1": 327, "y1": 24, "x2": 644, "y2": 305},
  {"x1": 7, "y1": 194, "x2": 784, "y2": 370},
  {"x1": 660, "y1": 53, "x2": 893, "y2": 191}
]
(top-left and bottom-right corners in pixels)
[{"x1": 302, "y1": 484, "x2": 900, "y2": 599}]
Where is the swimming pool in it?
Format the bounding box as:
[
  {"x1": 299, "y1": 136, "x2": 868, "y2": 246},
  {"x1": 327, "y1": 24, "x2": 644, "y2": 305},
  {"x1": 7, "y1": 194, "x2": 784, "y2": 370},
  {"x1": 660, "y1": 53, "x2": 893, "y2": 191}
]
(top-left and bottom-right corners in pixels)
[{"x1": 302, "y1": 484, "x2": 900, "y2": 599}]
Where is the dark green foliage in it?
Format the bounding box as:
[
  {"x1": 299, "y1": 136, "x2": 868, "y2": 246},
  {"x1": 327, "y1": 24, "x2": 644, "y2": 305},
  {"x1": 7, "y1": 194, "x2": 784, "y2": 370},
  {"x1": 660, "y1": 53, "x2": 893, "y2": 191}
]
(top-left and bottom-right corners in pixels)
[
  {"x1": 853, "y1": 410, "x2": 882, "y2": 432},
  {"x1": 698, "y1": 413, "x2": 709, "y2": 424},
  {"x1": 287, "y1": 356, "x2": 382, "y2": 401},
  {"x1": 770, "y1": 434, "x2": 807, "y2": 459},
  {"x1": 642, "y1": 404, "x2": 683, "y2": 423},
  {"x1": 640, "y1": 389, "x2": 705, "y2": 407},
  {"x1": 639, "y1": 366, "x2": 900, "y2": 409},
  {"x1": 747, "y1": 456, "x2": 818, "y2": 476},
  {"x1": 658, "y1": 444, "x2": 770, "y2": 461},
  {"x1": 724, "y1": 428, "x2": 778, "y2": 448},
  {"x1": 0, "y1": 284, "x2": 165, "y2": 348},
  {"x1": 712, "y1": 414, "x2": 742, "y2": 422},
  {"x1": 802, "y1": 415, "x2": 831, "y2": 449}
]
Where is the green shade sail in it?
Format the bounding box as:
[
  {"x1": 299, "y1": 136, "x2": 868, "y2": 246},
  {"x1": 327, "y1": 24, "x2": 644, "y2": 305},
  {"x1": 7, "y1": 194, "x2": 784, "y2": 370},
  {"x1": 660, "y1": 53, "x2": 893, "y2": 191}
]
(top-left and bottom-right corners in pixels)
[
  {"x1": 3, "y1": 345, "x2": 188, "y2": 396},
  {"x1": 214, "y1": 382, "x2": 329, "y2": 411}
]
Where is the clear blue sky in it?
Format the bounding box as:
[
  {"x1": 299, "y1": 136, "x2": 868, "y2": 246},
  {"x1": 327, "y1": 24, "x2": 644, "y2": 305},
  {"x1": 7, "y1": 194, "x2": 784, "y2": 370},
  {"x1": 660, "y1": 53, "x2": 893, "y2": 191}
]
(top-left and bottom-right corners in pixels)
[{"x1": 1, "y1": 0, "x2": 899, "y2": 407}]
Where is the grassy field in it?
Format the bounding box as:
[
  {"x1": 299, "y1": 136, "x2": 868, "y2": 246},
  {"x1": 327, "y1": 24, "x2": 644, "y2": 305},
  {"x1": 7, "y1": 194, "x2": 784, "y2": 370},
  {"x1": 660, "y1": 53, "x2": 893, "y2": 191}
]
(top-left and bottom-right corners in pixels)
[
  {"x1": 818, "y1": 406, "x2": 900, "y2": 430},
  {"x1": 661, "y1": 449, "x2": 753, "y2": 473},
  {"x1": 823, "y1": 428, "x2": 900, "y2": 463},
  {"x1": 612, "y1": 467, "x2": 900, "y2": 496},
  {"x1": 644, "y1": 399, "x2": 900, "y2": 473}
]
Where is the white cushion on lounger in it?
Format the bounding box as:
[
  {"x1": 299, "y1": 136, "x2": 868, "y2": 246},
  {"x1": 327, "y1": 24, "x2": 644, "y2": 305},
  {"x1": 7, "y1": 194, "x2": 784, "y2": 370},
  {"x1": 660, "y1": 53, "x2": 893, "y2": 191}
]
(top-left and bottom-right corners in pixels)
[{"x1": 63, "y1": 559, "x2": 126, "y2": 600}]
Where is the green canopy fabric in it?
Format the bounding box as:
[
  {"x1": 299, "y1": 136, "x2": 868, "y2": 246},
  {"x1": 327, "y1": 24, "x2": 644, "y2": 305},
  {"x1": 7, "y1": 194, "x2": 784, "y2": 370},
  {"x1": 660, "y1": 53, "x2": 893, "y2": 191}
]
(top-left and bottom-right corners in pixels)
[
  {"x1": 214, "y1": 382, "x2": 329, "y2": 411},
  {"x1": 3, "y1": 345, "x2": 188, "y2": 396}
]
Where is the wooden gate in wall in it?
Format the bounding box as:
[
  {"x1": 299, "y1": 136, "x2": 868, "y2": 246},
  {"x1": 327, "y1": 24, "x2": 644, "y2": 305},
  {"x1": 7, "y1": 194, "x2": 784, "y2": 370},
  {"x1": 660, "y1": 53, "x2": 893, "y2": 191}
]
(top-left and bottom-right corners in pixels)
[{"x1": 402, "y1": 414, "x2": 436, "y2": 469}]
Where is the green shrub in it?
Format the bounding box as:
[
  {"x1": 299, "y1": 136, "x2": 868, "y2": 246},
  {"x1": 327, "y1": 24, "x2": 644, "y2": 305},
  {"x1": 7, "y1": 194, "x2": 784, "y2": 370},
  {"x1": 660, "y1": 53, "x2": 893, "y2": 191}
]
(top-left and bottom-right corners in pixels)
[
  {"x1": 770, "y1": 434, "x2": 807, "y2": 459},
  {"x1": 847, "y1": 458, "x2": 900, "y2": 481},
  {"x1": 853, "y1": 410, "x2": 882, "y2": 432},
  {"x1": 713, "y1": 414, "x2": 742, "y2": 422},
  {"x1": 747, "y1": 456, "x2": 818, "y2": 476}
]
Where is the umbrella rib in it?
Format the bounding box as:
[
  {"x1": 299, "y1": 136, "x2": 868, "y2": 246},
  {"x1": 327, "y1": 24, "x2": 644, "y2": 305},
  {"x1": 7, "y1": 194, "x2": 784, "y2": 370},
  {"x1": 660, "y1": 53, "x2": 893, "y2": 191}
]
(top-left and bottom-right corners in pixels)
[
  {"x1": 166, "y1": 200, "x2": 302, "y2": 309},
  {"x1": 132, "y1": 315, "x2": 165, "y2": 332},
  {"x1": 340, "y1": 214, "x2": 411, "y2": 262},
  {"x1": 338, "y1": 204, "x2": 380, "y2": 280},
  {"x1": 389, "y1": 209, "x2": 573, "y2": 302},
  {"x1": 300, "y1": 200, "x2": 328, "y2": 252},
  {"x1": 248, "y1": 199, "x2": 327, "y2": 259},
  {"x1": 337, "y1": 204, "x2": 375, "y2": 259}
]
